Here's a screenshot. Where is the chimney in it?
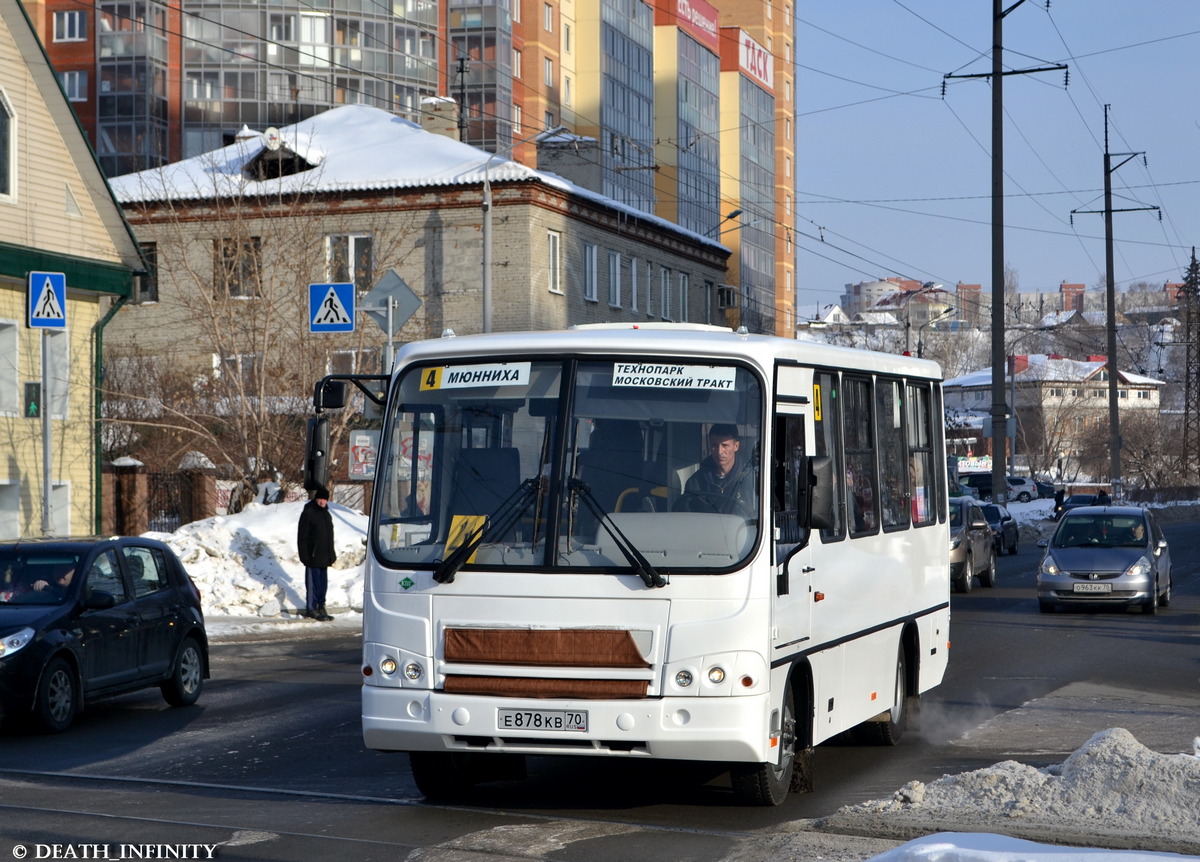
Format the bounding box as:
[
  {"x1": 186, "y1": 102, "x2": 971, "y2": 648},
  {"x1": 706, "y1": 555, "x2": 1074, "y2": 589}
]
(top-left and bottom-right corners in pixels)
[
  {"x1": 420, "y1": 96, "x2": 460, "y2": 141},
  {"x1": 536, "y1": 132, "x2": 603, "y2": 195}
]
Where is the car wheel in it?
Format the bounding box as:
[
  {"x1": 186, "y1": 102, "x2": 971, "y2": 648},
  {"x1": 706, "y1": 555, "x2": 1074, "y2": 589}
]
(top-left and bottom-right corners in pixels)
[
  {"x1": 1018, "y1": 492, "x2": 1032, "y2": 502},
  {"x1": 1160, "y1": 571, "x2": 1172, "y2": 607},
  {"x1": 955, "y1": 555, "x2": 973, "y2": 593},
  {"x1": 1141, "y1": 585, "x2": 1159, "y2": 615},
  {"x1": 732, "y1": 678, "x2": 797, "y2": 805},
  {"x1": 161, "y1": 637, "x2": 204, "y2": 707},
  {"x1": 34, "y1": 656, "x2": 77, "y2": 733},
  {"x1": 979, "y1": 552, "x2": 997, "y2": 588}
]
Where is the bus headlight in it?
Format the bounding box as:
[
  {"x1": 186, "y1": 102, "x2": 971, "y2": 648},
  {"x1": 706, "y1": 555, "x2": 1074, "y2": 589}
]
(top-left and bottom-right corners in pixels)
[
  {"x1": 707, "y1": 667, "x2": 726, "y2": 684},
  {"x1": 404, "y1": 662, "x2": 425, "y2": 681},
  {"x1": 675, "y1": 670, "x2": 694, "y2": 687},
  {"x1": 379, "y1": 657, "x2": 397, "y2": 675}
]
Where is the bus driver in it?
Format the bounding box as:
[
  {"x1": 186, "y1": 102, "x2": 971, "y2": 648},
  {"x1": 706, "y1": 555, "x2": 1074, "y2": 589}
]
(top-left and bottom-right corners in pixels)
[{"x1": 679, "y1": 423, "x2": 757, "y2": 518}]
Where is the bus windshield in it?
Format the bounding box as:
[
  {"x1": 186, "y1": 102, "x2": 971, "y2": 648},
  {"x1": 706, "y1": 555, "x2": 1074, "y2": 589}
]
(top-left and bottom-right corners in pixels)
[{"x1": 373, "y1": 357, "x2": 763, "y2": 575}]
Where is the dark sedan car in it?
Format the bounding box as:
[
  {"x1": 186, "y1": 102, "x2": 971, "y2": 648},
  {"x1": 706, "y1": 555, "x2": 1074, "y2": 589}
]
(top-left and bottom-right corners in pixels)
[
  {"x1": 0, "y1": 537, "x2": 208, "y2": 732},
  {"x1": 1054, "y1": 493, "x2": 1097, "y2": 520},
  {"x1": 981, "y1": 503, "x2": 1018, "y2": 555}
]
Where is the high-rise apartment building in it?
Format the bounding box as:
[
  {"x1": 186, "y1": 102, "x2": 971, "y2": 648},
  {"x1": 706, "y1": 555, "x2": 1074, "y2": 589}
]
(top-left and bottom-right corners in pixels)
[{"x1": 27, "y1": 0, "x2": 796, "y2": 334}]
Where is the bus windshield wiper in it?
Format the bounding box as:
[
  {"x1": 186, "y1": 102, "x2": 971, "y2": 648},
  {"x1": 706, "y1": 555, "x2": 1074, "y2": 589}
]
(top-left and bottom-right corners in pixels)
[
  {"x1": 569, "y1": 477, "x2": 666, "y2": 589},
  {"x1": 433, "y1": 478, "x2": 540, "y2": 585}
]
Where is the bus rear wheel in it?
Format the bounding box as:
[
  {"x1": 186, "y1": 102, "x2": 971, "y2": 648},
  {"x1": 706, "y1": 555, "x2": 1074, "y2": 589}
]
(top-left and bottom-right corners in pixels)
[{"x1": 731, "y1": 681, "x2": 797, "y2": 806}]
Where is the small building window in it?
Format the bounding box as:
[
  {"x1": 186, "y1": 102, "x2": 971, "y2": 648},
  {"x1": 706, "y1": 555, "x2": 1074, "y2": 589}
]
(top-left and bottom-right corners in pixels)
[
  {"x1": 54, "y1": 10, "x2": 87, "y2": 41},
  {"x1": 213, "y1": 238, "x2": 262, "y2": 298},
  {"x1": 135, "y1": 242, "x2": 159, "y2": 303},
  {"x1": 583, "y1": 243, "x2": 598, "y2": 302}
]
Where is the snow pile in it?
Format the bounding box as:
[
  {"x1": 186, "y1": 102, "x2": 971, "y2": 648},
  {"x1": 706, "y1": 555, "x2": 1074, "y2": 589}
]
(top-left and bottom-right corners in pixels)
[
  {"x1": 148, "y1": 500, "x2": 368, "y2": 618},
  {"x1": 827, "y1": 729, "x2": 1200, "y2": 854}
]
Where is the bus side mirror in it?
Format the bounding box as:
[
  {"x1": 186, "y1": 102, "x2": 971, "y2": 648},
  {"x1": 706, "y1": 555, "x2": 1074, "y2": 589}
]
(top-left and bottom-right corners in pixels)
[
  {"x1": 313, "y1": 378, "x2": 349, "y2": 410},
  {"x1": 303, "y1": 416, "x2": 331, "y2": 492},
  {"x1": 801, "y1": 456, "x2": 835, "y2": 531}
]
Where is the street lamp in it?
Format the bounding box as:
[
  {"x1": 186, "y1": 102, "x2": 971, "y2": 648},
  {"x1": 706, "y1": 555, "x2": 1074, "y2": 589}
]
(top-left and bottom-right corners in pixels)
[
  {"x1": 705, "y1": 208, "x2": 743, "y2": 238},
  {"x1": 917, "y1": 307, "x2": 954, "y2": 358}
]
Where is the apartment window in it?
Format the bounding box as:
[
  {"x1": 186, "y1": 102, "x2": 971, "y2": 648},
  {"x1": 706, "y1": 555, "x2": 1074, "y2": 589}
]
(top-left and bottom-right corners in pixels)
[
  {"x1": 564, "y1": 23, "x2": 572, "y2": 53},
  {"x1": 0, "y1": 321, "x2": 17, "y2": 414},
  {"x1": 645, "y1": 261, "x2": 654, "y2": 317},
  {"x1": 54, "y1": 10, "x2": 86, "y2": 41},
  {"x1": 629, "y1": 256, "x2": 639, "y2": 312},
  {"x1": 785, "y1": 3, "x2": 791, "y2": 24},
  {"x1": 326, "y1": 234, "x2": 373, "y2": 292},
  {"x1": 564, "y1": 76, "x2": 572, "y2": 106},
  {"x1": 513, "y1": 49, "x2": 522, "y2": 79},
  {"x1": 135, "y1": 243, "x2": 158, "y2": 304},
  {"x1": 213, "y1": 238, "x2": 262, "y2": 298},
  {"x1": 583, "y1": 243, "x2": 598, "y2": 302},
  {"x1": 607, "y1": 251, "x2": 621, "y2": 307},
  {"x1": 544, "y1": 58, "x2": 554, "y2": 87},
  {"x1": 717, "y1": 284, "x2": 736, "y2": 309},
  {"x1": 513, "y1": 104, "x2": 522, "y2": 135},
  {"x1": 59, "y1": 71, "x2": 88, "y2": 102},
  {"x1": 786, "y1": 117, "x2": 792, "y2": 141},
  {"x1": 660, "y1": 268, "x2": 671, "y2": 319},
  {"x1": 0, "y1": 90, "x2": 13, "y2": 199},
  {"x1": 547, "y1": 230, "x2": 562, "y2": 293},
  {"x1": 544, "y1": 2, "x2": 553, "y2": 31},
  {"x1": 678, "y1": 273, "x2": 689, "y2": 320},
  {"x1": 785, "y1": 156, "x2": 791, "y2": 178},
  {"x1": 544, "y1": 111, "x2": 554, "y2": 128},
  {"x1": 512, "y1": 0, "x2": 521, "y2": 22}
]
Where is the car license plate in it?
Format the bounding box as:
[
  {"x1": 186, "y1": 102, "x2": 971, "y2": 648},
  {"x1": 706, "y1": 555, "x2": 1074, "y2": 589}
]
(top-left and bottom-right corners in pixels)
[
  {"x1": 1073, "y1": 582, "x2": 1112, "y2": 593},
  {"x1": 497, "y1": 709, "x2": 588, "y2": 732}
]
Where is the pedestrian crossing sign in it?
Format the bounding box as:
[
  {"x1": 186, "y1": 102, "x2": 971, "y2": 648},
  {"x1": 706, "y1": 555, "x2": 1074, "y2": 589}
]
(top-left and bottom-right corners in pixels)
[
  {"x1": 28, "y1": 271, "x2": 67, "y2": 329},
  {"x1": 309, "y1": 282, "x2": 355, "y2": 333}
]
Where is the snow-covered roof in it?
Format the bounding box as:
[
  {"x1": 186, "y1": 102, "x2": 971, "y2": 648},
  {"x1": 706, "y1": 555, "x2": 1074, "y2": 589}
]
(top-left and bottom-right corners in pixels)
[
  {"x1": 855, "y1": 311, "x2": 900, "y2": 325},
  {"x1": 108, "y1": 104, "x2": 725, "y2": 251},
  {"x1": 945, "y1": 354, "x2": 1164, "y2": 388}
]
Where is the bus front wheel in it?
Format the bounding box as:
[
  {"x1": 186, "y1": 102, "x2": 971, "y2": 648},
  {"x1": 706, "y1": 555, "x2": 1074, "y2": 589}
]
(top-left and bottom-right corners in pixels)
[
  {"x1": 730, "y1": 681, "x2": 797, "y2": 806},
  {"x1": 409, "y1": 752, "x2": 477, "y2": 801}
]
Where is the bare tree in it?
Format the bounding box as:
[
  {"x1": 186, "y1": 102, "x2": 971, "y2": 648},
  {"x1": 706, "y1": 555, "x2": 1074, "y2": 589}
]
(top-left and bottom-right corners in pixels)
[{"x1": 104, "y1": 149, "x2": 418, "y2": 488}]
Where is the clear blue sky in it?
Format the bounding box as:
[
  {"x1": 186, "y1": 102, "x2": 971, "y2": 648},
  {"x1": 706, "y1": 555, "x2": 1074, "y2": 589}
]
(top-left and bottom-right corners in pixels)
[{"x1": 793, "y1": 1, "x2": 1199, "y2": 317}]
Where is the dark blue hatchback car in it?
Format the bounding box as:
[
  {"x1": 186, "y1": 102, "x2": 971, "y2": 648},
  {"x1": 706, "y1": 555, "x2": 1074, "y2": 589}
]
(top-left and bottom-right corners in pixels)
[{"x1": 0, "y1": 537, "x2": 208, "y2": 733}]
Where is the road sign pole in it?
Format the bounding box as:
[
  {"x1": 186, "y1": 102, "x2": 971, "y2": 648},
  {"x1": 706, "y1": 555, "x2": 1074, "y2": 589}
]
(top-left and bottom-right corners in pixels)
[{"x1": 41, "y1": 331, "x2": 51, "y2": 535}]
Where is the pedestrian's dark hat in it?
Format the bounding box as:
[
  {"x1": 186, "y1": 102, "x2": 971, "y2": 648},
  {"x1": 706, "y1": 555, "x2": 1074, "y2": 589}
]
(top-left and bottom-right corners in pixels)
[{"x1": 315, "y1": 487, "x2": 330, "y2": 500}]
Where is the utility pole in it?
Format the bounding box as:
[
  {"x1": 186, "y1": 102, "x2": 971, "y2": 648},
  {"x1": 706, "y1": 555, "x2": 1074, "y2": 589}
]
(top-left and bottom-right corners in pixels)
[
  {"x1": 1070, "y1": 106, "x2": 1158, "y2": 497},
  {"x1": 944, "y1": 0, "x2": 1065, "y2": 502},
  {"x1": 456, "y1": 56, "x2": 468, "y2": 143},
  {"x1": 1179, "y1": 250, "x2": 1200, "y2": 481}
]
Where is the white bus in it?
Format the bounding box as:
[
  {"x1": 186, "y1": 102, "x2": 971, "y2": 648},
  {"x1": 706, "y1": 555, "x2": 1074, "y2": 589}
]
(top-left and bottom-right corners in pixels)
[{"x1": 308, "y1": 323, "x2": 951, "y2": 805}]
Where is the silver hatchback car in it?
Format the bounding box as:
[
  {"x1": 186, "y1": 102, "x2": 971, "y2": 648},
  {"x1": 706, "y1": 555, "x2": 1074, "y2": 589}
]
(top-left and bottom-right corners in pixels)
[{"x1": 1036, "y1": 506, "x2": 1171, "y2": 614}]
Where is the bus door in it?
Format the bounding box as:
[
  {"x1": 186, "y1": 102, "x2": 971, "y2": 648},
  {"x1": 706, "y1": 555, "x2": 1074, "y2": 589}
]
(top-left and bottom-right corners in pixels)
[{"x1": 770, "y1": 405, "x2": 812, "y2": 655}]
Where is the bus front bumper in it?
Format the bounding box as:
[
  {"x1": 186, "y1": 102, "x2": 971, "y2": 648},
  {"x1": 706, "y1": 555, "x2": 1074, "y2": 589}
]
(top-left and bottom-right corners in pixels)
[{"x1": 362, "y1": 685, "x2": 775, "y2": 764}]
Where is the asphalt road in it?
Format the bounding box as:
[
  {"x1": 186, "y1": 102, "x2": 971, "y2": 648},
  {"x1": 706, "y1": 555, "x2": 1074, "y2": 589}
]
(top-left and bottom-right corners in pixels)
[{"x1": 1, "y1": 516, "x2": 1197, "y2": 861}]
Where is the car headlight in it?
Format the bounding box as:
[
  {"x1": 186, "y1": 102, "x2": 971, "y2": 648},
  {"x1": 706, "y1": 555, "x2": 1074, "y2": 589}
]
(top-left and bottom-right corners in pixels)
[
  {"x1": 1040, "y1": 556, "x2": 1063, "y2": 577},
  {"x1": 0, "y1": 627, "x2": 35, "y2": 659},
  {"x1": 950, "y1": 535, "x2": 962, "y2": 550},
  {"x1": 1124, "y1": 557, "x2": 1153, "y2": 580}
]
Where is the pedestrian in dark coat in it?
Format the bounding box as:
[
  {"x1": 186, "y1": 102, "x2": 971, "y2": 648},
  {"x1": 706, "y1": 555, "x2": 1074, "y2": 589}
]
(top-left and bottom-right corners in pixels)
[{"x1": 297, "y1": 486, "x2": 337, "y2": 620}]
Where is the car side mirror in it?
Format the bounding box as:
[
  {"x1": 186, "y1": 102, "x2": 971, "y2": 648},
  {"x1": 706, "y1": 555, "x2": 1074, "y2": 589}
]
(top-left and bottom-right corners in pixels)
[
  {"x1": 83, "y1": 590, "x2": 116, "y2": 610},
  {"x1": 1037, "y1": 539, "x2": 1048, "y2": 548}
]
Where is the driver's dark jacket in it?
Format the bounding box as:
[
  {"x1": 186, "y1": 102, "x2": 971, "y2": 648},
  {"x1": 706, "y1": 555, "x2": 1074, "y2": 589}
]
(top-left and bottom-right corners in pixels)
[{"x1": 684, "y1": 456, "x2": 757, "y2": 518}]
